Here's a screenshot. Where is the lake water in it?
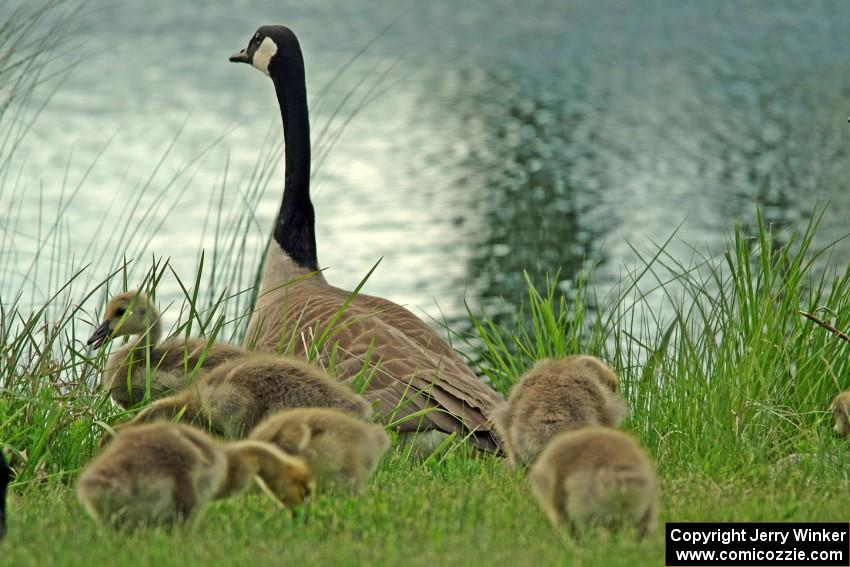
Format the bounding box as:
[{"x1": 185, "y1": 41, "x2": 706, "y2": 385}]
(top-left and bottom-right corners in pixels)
[{"x1": 4, "y1": 0, "x2": 850, "y2": 332}]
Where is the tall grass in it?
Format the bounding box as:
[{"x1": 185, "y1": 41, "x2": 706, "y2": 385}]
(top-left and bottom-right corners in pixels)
[
  {"x1": 467, "y1": 209, "x2": 849, "y2": 476},
  {"x1": 1, "y1": 199, "x2": 847, "y2": 485},
  {"x1": 1, "y1": 0, "x2": 848, "y2": 492},
  {"x1": 0, "y1": 0, "x2": 416, "y2": 482}
]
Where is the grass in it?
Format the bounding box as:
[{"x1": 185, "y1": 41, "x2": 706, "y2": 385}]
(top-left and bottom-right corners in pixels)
[
  {"x1": 1, "y1": 209, "x2": 847, "y2": 566},
  {"x1": 5, "y1": 451, "x2": 850, "y2": 567},
  {"x1": 2, "y1": 2, "x2": 850, "y2": 565}
]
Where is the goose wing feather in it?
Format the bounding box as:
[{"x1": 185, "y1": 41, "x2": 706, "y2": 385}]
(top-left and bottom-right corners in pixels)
[{"x1": 246, "y1": 279, "x2": 502, "y2": 451}]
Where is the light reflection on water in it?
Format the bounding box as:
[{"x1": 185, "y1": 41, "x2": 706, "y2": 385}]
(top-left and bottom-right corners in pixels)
[{"x1": 4, "y1": 0, "x2": 849, "y2": 334}]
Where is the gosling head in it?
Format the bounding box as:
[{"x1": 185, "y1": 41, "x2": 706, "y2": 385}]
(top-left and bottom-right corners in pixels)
[
  {"x1": 566, "y1": 355, "x2": 619, "y2": 393},
  {"x1": 830, "y1": 392, "x2": 850, "y2": 437},
  {"x1": 87, "y1": 290, "x2": 159, "y2": 349},
  {"x1": 229, "y1": 25, "x2": 302, "y2": 78},
  {"x1": 262, "y1": 453, "x2": 316, "y2": 510}
]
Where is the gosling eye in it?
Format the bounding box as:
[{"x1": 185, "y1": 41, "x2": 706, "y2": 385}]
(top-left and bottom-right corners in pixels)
[{"x1": 115, "y1": 307, "x2": 126, "y2": 317}]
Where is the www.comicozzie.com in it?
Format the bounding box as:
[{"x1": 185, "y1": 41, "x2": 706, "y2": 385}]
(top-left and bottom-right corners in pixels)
[{"x1": 665, "y1": 523, "x2": 850, "y2": 566}]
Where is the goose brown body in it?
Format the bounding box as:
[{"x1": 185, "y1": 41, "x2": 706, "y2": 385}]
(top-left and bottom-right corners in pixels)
[
  {"x1": 230, "y1": 25, "x2": 503, "y2": 453},
  {"x1": 246, "y1": 247, "x2": 504, "y2": 452},
  {"x1": 250, "y1": 407, "x2": 390, "y2": 493},
  {"x1": 493, "y1": 356, "x2": 627, "y2": 466},
  {"x1": 89, "y1": 290, "x2": 248, "y2": 408},
  {"x1": 115, "y1": 353, "x2": 371, "y2": 439},
  {"x1": 529, "y1": 427, "x2": 658, "y2": 535},
  {"x1": 77, "y1": 422, "x2": 313, "y2": 527}
]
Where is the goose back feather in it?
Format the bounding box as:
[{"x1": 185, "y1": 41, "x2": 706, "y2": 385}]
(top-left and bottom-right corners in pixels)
[{"x1": 245, "y1": 250, "x2": 502, "y2": 451}]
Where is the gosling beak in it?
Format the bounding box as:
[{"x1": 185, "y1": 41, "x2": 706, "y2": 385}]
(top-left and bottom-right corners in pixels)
[
  {"x1": 87, "y1": 321, "x2": 112, "y2": 350},
  {"x1": 229, "y1": 49, "x2": 250, "y2": 63}
]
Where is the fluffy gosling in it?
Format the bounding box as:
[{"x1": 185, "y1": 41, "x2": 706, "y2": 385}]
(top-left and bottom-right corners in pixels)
[
  {"x1": 493, "y1": 356, "x2": 627, "y2": 466},
  {"x1": 529, "y1": 427, "x2": 658, "y2": 536},
  {"x1": 0, "y1": 451, "x2": 8, "y2": 540},
  {"x1": 830, "y1": 391, "x2": 850, "y2": 437},
  {"x1": 88, "y1": 290, "x2": 248, "y2": 408},
  {"x1": 565, "y1": 354, "x2": 619, "y2": 393},
  {"x1": 250, "y1": 408, "x2": 390, "y2": 493},
  {"x1": 77, "y1": 422, "x2": 313, "y2": 527},
  {"x1": 115, "y1": 353, "x2": 372, "y2": 439}
]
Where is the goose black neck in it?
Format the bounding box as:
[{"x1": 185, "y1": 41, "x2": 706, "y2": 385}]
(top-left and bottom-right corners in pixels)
[{"x1": 271, "y1": 56, "x2": 317, "y2": 272}]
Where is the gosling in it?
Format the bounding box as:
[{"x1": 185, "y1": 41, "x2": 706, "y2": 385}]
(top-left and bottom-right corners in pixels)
[
  {"x1": 250, "y1": 408, "x2": 390, "y2": 494},
  {"x1": 567, "y1": 354, "x2": 619, "y2": 393},
  {"x1": 529, "y1": 427, "x2": 658, "y2": 536},
  {"x1": 115, "y1": 353, "x2": 372, "y2": 439},
  {"x1": 493, "y1": 356, "x2": 627, "y2": 467},
  {"x1": 77, "y1": 422, "x2": 314, "y2": 527},
  {"x1": 88, "y1": 290, "x2": 248, "y2": 407},
  {"x1": 830, "y1": 391, "x2": 850, "y2": 437},
  {"x1": 1, "y1": 451, "x2": 9, "y2": 540}
]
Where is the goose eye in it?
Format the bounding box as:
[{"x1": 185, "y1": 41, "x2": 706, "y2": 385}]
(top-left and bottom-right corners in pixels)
[{"x1": 115, "y1": 307, "x2": 126, "y2": 317}]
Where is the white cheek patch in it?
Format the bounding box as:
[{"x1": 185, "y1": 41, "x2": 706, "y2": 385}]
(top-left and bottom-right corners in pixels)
[{"x1": 252, "y1": 37, "x2": 278, "y2": 76}]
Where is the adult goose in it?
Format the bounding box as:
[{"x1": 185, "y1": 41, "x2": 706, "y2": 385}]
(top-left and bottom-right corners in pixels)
[{"x1": 229, "y1": 26, "x2": 503, "y2": 452}]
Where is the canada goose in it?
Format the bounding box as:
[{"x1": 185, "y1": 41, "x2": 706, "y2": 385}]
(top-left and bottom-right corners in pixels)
[
  {"x1": 0, "y1": 451, "x2": 8, "y2": 540},
  {"x1": 250, "y1": 408, "x2": 390, "y2": 493},
  {"x1": 229, "y1": 26, "x2": 503, "y2": 452},
  {"x1": 493, "y1": 356, "x2": 627, "y2": 466},
  {"x1": 114, "y1": 353, "x2": 371, "y2": 439},
  {"x1": 528, "y1": 427, "x2": 658, "y2": 536},
  {"x1": 830, "y1": 391, "x2": 850, "y2": 437},
  {"x1": 78, "y1": 422, "x2": 313, "y2": 527},
  {"x1": 88, "y1": 290, "x2": 248, "y2": 408}
]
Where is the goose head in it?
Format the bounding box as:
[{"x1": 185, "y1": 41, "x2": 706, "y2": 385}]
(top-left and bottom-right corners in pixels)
[
  {"x1": 229, "y1": 25, "x2": 301, "y2": 78},
  {"x1": 87, "y1": 291, "x2": 159, "y2": 349}
]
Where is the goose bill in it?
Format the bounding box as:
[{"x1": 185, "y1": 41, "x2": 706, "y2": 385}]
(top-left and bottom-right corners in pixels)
[
  {"x1": 229, "y1": 49, "x2": 250, "y2": 63},
  {"x1": 87, "y1": 321, "x2": 112, "y2": 349}
]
